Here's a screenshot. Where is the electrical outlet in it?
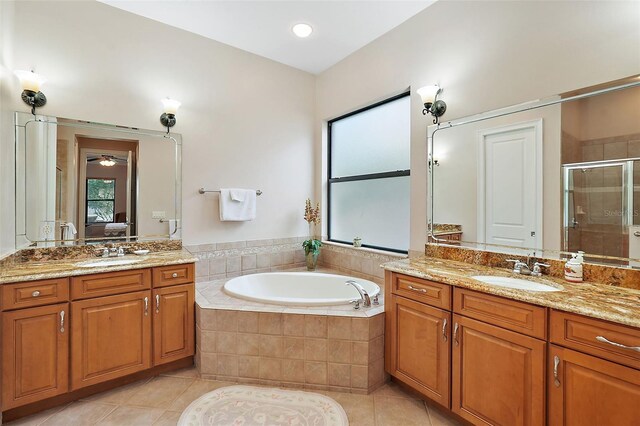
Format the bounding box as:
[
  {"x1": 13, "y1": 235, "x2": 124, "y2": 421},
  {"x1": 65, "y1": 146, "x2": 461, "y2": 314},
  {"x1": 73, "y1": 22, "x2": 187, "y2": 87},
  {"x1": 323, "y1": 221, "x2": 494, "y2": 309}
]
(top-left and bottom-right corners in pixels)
[{"x1": 152, "y1": 211, "x2": 166, "y2": 219}]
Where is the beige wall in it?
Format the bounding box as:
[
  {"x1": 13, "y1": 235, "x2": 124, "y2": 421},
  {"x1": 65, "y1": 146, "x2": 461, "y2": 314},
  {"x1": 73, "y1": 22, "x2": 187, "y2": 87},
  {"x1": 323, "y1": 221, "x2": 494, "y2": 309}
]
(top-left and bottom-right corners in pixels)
[
  {"x1": 0, "y1": 1, "x2": 315, "y2": 256},
  {"x1": 315, "y1": 0, "x2": 640, "y2": 253}
]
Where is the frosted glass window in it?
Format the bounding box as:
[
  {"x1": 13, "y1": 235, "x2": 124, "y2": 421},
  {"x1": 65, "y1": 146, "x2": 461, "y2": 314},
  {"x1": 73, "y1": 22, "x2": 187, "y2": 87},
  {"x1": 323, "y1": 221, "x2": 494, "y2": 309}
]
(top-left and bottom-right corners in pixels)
[
  {"x1": 329, "y1": 177, "x2": 410, "y2": 251},
  {"x1": 330, "y1": 95, "x2": 410, "y2": 177},
  {"x1": 328, "y1": 93, "x2": 410, "y2": 252}
]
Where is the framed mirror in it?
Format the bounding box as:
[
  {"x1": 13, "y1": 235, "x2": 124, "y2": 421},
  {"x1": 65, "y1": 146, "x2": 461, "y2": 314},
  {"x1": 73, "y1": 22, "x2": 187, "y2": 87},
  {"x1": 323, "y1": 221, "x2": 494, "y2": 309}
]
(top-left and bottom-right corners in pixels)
[
  {"x1": 15, "y1": 112, "x2": 182, "y2": 248},
  {"x1": 428, "y1": 75, "x2": 640, "y2": 267}
]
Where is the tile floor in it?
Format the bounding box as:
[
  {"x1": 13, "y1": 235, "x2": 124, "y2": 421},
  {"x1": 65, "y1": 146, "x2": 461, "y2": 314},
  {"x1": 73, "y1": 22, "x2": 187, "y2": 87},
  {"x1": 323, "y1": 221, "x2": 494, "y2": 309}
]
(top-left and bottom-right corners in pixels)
[{"x1": 6, "y1": 367, "x2": 462, "y2": 426}]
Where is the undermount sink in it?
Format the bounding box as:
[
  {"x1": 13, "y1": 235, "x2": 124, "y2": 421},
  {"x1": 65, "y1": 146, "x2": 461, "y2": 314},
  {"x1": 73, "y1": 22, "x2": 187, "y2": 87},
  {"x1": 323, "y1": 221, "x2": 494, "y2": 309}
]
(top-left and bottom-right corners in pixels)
[
  {"x1": 471, "y1": 275, "x2": 563, "y2": 292},
  {"x1": 76, "y1": 258, "x2": 142, "y2": 268}
]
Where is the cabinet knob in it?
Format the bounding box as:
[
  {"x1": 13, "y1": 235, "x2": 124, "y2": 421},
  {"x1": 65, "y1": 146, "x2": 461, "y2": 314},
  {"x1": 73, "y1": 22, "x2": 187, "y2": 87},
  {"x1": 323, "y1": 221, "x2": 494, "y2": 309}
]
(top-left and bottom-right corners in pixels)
[
  {"x1": 31, "y1": 290, "x2": 41, "y2": 297},
  {"x1": 172, "y1": 272, "x2": 178, "y2": 278}
]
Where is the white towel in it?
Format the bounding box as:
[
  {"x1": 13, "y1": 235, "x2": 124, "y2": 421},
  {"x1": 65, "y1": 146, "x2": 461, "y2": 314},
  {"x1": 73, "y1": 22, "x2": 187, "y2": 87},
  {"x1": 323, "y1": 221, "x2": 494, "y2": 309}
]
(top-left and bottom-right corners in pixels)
[
  {"x1": 219, "y1": 188, "x2": 256, "y2": 221},
  {"x1": 62, "y1": 222, "x2": 77, "y2": 245},
  {"x1": 630, "y1": 225, "x2": 640, "y2": 268},
  {"x1": 169, "y1": 219, "x2": 181, "y2": 240}
]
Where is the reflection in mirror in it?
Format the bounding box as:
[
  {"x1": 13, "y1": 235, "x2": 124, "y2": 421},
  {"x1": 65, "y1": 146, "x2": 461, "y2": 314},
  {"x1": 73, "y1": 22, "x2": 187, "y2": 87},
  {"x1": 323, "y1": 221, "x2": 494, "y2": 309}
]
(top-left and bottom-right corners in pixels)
[
  {"x1": 15, "y1": 113, "x2": 182, "y2": 248},
  {"x1": 429, "y1": 76, "x2": 640, "y2": 267}
]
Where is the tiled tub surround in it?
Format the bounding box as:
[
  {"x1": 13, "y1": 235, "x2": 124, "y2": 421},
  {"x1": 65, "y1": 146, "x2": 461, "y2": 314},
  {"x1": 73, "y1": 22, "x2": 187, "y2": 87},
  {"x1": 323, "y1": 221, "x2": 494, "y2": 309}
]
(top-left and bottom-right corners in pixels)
[
  {"x1": 426, "y1": 243, "x2": 640, "y2": 290},
  {"x1": 185, "y1": 237, "x2": 310, "y2": 282},
  {"x1": 195, "y1": 274, "x2": 387, "y2": 394},
  {"x1": 317, "y1": 241, "x2": 407, "y2": 285},
  {"x1": 384, "y1": 256, "x2": 640, "y2": 328}
]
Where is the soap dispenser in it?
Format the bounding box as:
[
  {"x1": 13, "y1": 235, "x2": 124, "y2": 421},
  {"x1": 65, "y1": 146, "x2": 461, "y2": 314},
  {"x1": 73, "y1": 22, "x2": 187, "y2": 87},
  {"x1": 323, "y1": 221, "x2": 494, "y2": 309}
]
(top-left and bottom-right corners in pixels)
[{"x1": 564, "y1": 251, "x2": 584, "y2": 283}]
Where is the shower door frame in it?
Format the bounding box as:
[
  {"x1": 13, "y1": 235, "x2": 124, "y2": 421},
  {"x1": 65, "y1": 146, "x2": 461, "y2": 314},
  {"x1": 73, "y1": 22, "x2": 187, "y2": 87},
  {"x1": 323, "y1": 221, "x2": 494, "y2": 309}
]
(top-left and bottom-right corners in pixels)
[{"x1": 562, "y1": 158, "x2": 637, "y2": 254}]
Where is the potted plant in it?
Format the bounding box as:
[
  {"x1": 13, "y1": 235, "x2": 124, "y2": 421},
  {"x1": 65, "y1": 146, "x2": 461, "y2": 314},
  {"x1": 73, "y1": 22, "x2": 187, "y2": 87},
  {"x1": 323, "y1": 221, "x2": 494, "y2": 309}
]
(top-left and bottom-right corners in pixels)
[{"x1": 303, "y1": 199, "x2": 321, "y2": 271}]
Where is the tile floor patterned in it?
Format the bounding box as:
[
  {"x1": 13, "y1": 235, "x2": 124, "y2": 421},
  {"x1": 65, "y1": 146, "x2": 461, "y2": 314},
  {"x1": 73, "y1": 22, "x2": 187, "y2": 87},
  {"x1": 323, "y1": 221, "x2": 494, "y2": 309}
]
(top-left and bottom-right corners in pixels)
[{"x1": 6, "y1": 368, "x2": 461, "y2": 426}]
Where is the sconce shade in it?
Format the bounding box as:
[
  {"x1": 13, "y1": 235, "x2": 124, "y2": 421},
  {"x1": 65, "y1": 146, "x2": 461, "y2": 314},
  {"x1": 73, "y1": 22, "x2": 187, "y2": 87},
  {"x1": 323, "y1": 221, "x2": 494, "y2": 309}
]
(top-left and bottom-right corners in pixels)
[
  {"x1": 161, "y1": 98, "x2": 181, "y2": 115},
  {"x1": 417, "y1": 85, "x2": 440, "y2": 106},
  {"x1": 15, "y1": 70, "x2": 46, "y2": 92}
]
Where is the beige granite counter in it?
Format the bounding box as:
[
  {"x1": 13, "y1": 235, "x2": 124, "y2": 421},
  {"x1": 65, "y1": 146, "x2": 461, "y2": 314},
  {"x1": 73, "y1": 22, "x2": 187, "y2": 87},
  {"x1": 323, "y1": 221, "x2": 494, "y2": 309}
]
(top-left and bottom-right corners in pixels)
[
  {"x1": 383, "y1": 256, "x2": 640, "y2": 329},
  {"x1": 0, "y1": 250, "x2": 197, "y2": 284}
]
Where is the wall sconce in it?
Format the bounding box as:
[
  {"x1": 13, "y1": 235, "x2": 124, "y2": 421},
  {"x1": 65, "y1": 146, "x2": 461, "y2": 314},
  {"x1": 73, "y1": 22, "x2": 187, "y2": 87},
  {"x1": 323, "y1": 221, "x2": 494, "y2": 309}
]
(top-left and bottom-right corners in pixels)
[
  {"x1": 417, "y1": 84, "x2": 447, "y2": 124},
  {"x1": 160, "y1": 98, "x2": 181, "y2": 133},
  {"x1": 15, "y1": 70, "x2": 47, "y2": 115}
]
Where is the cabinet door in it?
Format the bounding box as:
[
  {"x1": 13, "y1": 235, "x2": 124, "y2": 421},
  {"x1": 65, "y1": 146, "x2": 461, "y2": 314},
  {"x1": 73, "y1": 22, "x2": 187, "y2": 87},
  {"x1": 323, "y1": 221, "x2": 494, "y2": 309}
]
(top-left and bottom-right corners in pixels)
[
  {"x1": 2, "y1": 303, "x2": 69, "y2": 409},
  {"x1": 153, "y1": 284, "x2": 195, "y2": 365},
  {"x1": 548, "y1": 345, "x2": 640, "y2": 426},
  {"x1": 389, "y1": 295, "x2": 451, "y2": 407},
  {"x1": 452, "y1": 314, "x2": 545, "y2": 426},
  {"x1": 71, "y1": 290, "x2": 151, "y2": 390}
]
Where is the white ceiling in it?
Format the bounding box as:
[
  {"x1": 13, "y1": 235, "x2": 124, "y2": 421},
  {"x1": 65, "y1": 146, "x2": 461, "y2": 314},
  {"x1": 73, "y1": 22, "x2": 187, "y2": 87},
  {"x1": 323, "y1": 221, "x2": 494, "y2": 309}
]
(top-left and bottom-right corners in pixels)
[{"x1": 99, "y1": 1, "x2": 436, "y2": 74}]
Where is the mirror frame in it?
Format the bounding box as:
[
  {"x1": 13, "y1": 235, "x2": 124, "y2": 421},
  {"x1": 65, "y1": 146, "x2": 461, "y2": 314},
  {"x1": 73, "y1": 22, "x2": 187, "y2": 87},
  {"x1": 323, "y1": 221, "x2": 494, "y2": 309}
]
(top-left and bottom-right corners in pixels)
[
  {"x1": 14, "y1": 112, "x2": 183, "y2": 248},
  {"x1": 427, "y1": 76, "x2": 640, "y2": 263}
]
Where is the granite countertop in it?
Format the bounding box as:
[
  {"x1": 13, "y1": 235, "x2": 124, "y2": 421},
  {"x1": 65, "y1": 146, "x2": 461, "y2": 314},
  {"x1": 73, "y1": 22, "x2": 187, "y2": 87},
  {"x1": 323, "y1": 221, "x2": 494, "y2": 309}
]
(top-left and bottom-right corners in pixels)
[
  {"x1": 383, "y1": 256, "x2": 640, "y2": 329},
  {"x1": 0, "y1": 249, "x2": 198, "y2": 284}
]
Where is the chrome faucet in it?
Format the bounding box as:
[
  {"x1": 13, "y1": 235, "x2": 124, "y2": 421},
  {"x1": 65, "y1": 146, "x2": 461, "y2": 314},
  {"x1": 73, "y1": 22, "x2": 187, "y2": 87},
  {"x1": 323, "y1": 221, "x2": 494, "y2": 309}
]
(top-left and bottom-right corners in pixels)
[
  {"x1": 506, "y1": 259, "x2": 532, "y2": 275},
  {"x1": 346, "y1": 280, "x2": 371, "y2": 309},
  {"x1": 100, "y1": 247, "x2": 125, "y2": 258},
  {"x1": 531, "y1": 262, "x2": 550, "y2": 277}
]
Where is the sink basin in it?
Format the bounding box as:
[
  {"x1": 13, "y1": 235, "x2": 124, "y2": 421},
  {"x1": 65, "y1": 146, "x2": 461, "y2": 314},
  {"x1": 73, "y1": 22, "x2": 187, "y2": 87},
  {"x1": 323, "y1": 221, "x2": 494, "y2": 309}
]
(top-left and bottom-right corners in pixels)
[
  {"x1": 76, "y1": 258, "x2": 142, "y2": 268},
  {"x1": 471, "y1": 275, "x2": 563, "y2": 292}
]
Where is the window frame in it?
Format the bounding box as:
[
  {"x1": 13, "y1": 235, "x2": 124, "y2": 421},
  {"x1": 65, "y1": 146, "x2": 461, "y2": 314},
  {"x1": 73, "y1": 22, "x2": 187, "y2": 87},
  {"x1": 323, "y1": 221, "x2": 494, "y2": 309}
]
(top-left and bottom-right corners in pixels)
[
  {"x1": 85, "y1": 178, "x2": 117, "y2": 224},
  {"x1": 327, "y1": 91, "x2": 411, "y2": 254}
]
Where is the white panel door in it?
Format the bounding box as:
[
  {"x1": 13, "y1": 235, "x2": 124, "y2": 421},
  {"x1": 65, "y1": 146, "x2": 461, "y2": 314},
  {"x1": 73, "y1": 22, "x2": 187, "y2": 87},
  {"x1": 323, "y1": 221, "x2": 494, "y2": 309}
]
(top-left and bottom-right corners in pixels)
[{"x1": 478, "y1": 121, "x2": 542, "y2": 248}]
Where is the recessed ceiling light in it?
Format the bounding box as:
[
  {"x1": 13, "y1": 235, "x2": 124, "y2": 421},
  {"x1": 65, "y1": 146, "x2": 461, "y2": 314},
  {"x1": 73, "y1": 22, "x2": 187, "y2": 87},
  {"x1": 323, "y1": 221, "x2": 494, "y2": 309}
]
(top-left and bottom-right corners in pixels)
[{"x1": 292, "y1": 23, "x2": 313, "y2": 38}]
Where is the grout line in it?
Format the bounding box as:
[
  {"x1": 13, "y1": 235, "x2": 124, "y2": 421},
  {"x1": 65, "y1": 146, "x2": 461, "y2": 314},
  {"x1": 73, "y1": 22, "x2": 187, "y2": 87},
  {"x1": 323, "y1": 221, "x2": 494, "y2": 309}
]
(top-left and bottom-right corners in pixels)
[
  {"x1": 33, "y1": 402, "x2": 72, "y2": 426},
  {"x1": 92, "y1": 403, "x2": 119, "y2": 425}
]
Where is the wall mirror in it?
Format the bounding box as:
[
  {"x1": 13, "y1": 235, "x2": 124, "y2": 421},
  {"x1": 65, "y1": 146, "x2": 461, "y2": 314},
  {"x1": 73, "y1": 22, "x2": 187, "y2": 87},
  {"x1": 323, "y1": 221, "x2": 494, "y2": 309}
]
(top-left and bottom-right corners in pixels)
[
  {"x1": 15, "y1": 112, "x2": 182, "y2": 248},
  {"x1": 428, "y1": 75, "x2": 640, "y2": 267}
]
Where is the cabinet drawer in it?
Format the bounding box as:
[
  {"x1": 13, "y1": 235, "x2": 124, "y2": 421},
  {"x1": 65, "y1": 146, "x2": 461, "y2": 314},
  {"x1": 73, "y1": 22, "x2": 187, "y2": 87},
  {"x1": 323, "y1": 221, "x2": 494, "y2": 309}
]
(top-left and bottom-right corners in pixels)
[
  {"x1": 390, "y1": 273, "x2": 451, "y2": 310},
  {"x1": 152, "y1": 263, "x2": 194, "y2": 288},
  {"x1": 453, "y1": 288, "x2": 547, "y2": 339},
  {"x1": 2, "y1": 278, "x2": 69, "y2": 310},
  {"x1": 550, "y1": 310, "x2": 640, "y2": 370},
  {"x1": 71, "y1": 269, "x2": 151, "y2": 300}
]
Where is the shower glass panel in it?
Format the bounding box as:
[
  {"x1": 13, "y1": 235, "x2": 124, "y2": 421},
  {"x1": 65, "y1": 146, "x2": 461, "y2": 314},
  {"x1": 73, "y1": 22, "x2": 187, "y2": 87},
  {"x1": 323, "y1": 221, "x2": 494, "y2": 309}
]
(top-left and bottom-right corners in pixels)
[{"x1": 564, "y1": 161, "x2": 632, "y2": 263}]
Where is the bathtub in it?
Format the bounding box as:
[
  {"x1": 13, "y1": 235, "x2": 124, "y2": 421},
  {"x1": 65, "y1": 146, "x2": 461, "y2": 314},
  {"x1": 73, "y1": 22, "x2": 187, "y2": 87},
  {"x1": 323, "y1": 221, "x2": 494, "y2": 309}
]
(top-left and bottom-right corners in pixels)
[{"x1": 223, "y1": 272, "x2": 380, "y2": 306}]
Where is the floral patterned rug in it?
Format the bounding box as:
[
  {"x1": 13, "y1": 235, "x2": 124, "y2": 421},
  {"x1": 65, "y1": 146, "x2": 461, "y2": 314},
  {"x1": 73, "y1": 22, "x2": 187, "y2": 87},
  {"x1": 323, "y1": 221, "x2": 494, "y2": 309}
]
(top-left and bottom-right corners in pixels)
[{"x1": 178, "y1": 385, "x2": 349, "y2": 426}]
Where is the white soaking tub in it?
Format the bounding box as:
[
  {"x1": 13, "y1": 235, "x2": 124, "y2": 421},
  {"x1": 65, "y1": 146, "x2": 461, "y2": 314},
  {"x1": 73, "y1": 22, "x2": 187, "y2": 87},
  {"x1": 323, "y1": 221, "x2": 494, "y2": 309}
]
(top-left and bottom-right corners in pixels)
[{"x1": 223, "y1": 272, "x2": 380, "y2": 306}]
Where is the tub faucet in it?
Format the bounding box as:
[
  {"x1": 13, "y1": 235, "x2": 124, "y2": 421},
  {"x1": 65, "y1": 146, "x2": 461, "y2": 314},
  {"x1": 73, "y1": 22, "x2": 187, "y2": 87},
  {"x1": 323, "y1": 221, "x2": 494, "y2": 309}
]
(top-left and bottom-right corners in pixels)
[{"x1": 346, "y1": 280, "x2": 371, "y2": 309}]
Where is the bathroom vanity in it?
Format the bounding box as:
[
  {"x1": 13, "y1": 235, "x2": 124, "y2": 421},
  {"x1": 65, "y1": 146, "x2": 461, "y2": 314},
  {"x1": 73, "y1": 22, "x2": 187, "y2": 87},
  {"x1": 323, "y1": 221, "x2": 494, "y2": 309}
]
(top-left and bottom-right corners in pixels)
[
  {"x1": 0, "y1": 252, "x2": 196, "y2": 418},
  {"x1": 384, "y1": 259, "x2": 640, "y2": 426}
]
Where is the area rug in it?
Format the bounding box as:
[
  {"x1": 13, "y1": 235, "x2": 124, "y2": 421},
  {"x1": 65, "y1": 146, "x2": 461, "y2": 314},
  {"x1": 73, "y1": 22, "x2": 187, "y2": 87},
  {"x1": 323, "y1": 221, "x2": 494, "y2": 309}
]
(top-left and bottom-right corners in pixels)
[{"x1": 178, "y1": 385, "x2": 349, "y2": 426}]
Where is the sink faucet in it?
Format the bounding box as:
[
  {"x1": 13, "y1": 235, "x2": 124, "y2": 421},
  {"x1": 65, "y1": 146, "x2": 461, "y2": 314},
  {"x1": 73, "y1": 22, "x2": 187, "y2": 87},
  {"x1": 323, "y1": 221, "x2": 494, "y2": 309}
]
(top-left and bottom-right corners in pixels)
[
  {"x1": 506, "y1": 259, "x2": 532, "y2": 275},
  {"x1": 346, "y1": 280, "x2": 371, "y2": 309},
  {"x1": 100, "y1": 246, "x2": 125, "y2": 258}
]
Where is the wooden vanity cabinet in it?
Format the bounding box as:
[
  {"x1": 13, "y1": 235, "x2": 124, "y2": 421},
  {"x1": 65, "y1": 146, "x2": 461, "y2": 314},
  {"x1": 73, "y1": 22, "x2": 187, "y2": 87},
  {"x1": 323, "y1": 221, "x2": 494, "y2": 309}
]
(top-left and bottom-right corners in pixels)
[
  {"x1": 2, "y1": 303, "x2": 69, "y2": 410},
  {"x1": 387, "y1": 294, "x2": 451, "y2": 406},
  {"x1": 71, "y1": 290, "x2": 152, "y2": 390},
  {"x1": 451, "y1": 314, "x2": 546, "y2": 426},
  {"x1": 2, "y1": 262, "x2": 195, "y2": 414},
  {"x1": 152, "y1": 284, "x2": 195, "y2": 366},
  {"x1": 548, "y1": 344, "x2": 640, "y2": 426}
]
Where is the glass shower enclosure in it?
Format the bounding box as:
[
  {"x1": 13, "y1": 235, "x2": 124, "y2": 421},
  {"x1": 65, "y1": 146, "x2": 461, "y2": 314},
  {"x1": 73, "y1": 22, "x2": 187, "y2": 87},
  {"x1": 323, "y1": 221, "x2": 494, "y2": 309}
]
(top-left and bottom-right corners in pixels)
[{"x1": 563, "y1": 159, "x2": 640, "y2": 265}]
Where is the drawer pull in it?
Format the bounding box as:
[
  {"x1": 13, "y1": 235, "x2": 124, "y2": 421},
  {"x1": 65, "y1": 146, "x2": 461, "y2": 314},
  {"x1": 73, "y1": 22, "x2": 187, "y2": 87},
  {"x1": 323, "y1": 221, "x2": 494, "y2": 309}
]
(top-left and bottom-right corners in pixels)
[
  {"x1": 553, "y1": 355, "x2": 561, "y2": 387},
  {"x1": 453, "y1": 322, "x2": 459, "y2": 346},
  {"x1": 596, "y1": 336, "x2": 640, "y2": 352},
  {"x1": 407, "y1": 285, "x2": 427, "y2": 293},
  {"x1": 172, "y1": 272, "x2": 178, "y2": 278},
  {"x1": 156, "y1": 294, "x2": 160, "y2": 313},
  {"x1": 144, "y1": 297, "x2": 149, "y2": 316},
  {"x1": 442, "y1": 318, "x2": 448, "y2": 342},
  {"x1": 60, "y1": 310, "x2": 65, "y2": 333},
  {"x1": 31, "y1": 290, "x2": 41, "y2": 297}
]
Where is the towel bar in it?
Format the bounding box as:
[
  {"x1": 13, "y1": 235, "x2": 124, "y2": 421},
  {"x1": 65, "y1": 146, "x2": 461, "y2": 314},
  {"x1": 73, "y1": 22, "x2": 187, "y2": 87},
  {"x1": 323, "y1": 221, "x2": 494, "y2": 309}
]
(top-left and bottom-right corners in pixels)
[{"x1": 199, "y1": 188, "x2": 262, "y2": 196}]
